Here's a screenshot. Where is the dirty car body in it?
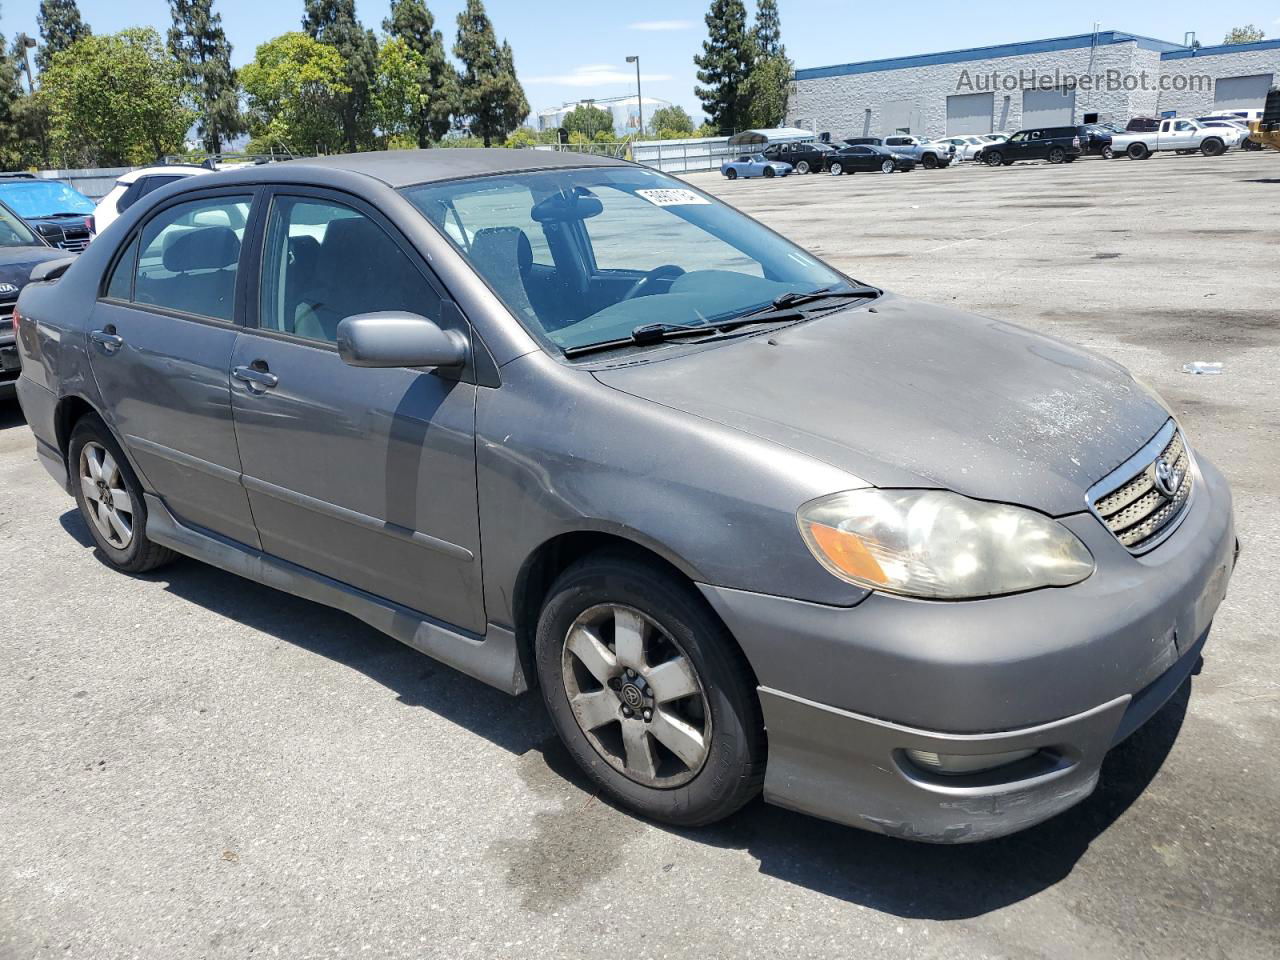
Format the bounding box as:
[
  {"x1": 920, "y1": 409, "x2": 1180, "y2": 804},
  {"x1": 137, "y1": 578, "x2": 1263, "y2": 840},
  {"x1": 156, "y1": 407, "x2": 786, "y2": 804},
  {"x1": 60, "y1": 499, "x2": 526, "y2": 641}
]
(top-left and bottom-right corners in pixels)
[{"x1": 14, "y1": 149, "x2": 1236, "y2": 842}]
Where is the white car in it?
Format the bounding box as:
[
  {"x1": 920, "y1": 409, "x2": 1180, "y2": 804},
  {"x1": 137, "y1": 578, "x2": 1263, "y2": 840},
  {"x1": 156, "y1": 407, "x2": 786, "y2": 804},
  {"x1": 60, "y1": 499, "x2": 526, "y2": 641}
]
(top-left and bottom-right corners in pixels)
[
  {"x1": 1205, "y1": 108, "x2": 1263, "y2": 125},
  {"x1": 92, "y1": 164, "x2": 213, "y2": 237},
  {"x1": 1194, "y1": 117, "x2": 1252, "y2": 148},
  {"x1": 937, "y1": 135, "x2": 990, "y2": 161}
]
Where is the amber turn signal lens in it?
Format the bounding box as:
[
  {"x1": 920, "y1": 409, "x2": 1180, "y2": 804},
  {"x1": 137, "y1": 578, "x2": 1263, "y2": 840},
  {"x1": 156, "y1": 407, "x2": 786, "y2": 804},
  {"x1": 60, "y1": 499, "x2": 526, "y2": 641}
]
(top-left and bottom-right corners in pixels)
[{"x1": 806, "y1": 522, "x2": 887, "y2": 585}]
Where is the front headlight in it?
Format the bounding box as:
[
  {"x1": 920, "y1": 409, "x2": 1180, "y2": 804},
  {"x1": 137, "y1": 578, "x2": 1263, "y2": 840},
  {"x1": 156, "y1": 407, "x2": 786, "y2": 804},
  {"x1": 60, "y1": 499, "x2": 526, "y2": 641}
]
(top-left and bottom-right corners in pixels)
[{"x1": 797, "y1": 489, "x2": 1094, "y2": 599}]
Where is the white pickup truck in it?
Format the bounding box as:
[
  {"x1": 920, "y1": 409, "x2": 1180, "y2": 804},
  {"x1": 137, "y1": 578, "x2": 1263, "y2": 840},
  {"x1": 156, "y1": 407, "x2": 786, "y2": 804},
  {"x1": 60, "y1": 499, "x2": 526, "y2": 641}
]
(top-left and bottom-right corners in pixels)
[{"x1": 1109, "y1": 118, "x2": 1232, "y2": 159}]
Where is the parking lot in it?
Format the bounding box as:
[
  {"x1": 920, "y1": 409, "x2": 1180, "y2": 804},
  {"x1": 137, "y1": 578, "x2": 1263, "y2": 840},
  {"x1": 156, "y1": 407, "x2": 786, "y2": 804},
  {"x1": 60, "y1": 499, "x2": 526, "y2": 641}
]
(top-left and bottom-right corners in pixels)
[{"x1": 2, "y1": 149, "x2": 1278, "y2": 959}]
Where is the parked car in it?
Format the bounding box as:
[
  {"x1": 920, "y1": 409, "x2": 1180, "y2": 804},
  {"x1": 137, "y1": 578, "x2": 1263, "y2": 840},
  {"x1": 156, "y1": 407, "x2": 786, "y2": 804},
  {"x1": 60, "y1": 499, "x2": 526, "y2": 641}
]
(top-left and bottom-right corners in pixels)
[
  {"x1": 1110, "y1": 118, "x2": 1232, "y2": 159},
  {"x1": 1206, "y1": 108, "x2": 1263, "y2": 125},
  {"x1": 828, "y1": 144, "x2": 916, "y2": 175},
  {"x1": 975, "y1": 126, "x2": 1086, "y2": 165},
  {"x1": 1193, "y1": 117, "x2": 1254, "y2": 150},
  {"x1": 0, "y1": 174, "x2": 95, "y2": 252},
  {"x1": 1080, "y1": 124, "x2": 1117, "y2": 158},
  {"x1": 881, "y1": 135, "x2": 954, "y2": 169},
  {"x1": 937, "y1": 135, "x2": 990, "y2": 161},
  {"x1": 761, "y1": 140, "x2": 838, "y2": 174},
  {"x1": 0, "y1": 199, "x2": 76, "y2": 399},
  {"x1": 1125, "y1": 117, "x2": 1161, "y2": 133},
  {"x1": 720, "y1": 153, "x2": 791, "y2": 179},
  {"x1": 92, "y1": 163, "x2": 213, "y2": 237},
  {"x1": 14, "y1": 149, "x2": 1237, "y2": 843},
  {"x1": 841, "y1": 137, "x2": 882, "y2": 147}
]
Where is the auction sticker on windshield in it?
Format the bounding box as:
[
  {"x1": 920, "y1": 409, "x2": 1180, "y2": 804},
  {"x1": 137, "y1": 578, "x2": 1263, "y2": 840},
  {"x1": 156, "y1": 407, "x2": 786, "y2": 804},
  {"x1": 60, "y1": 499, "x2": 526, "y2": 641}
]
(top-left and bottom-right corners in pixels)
[{"x1": 635, "y1": 188, "x2": 711, "y2": 207}]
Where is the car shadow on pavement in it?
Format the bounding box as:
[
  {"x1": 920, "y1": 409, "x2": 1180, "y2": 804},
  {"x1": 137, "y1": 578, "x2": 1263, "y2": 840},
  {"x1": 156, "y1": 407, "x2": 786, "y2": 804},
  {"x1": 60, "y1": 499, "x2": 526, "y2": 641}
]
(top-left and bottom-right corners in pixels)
[
  {"x1": 57, "y1": 505, "x2": 1191, "y2": 920},
  {"x1": 0, "y1": 403, "x2": 27, "y2": 430}
]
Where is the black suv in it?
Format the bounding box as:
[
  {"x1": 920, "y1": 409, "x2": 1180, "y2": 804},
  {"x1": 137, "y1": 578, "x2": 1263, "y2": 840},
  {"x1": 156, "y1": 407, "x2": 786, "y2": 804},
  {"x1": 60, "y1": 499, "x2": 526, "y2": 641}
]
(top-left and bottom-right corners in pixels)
[
  {"x1": 977, "y1": 126, "x2": 1086, "y2": 166},
  {"x1": 761, "y1": 140, "x2": 838, "y2": 174},
  {"x1": 0, "y1": 174, "x2": 96, "y2": 252},
  {"x1": 0, "y1": 198, "x2": 74, "y2": 398}
]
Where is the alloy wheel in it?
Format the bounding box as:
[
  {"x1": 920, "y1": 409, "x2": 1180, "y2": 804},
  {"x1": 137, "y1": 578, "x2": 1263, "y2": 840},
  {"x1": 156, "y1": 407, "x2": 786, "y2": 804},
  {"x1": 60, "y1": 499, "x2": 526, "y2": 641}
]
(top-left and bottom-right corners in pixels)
[
  {"x1": 561, "y1": 603, "x2": 711, "y2": 788},
  {"x1": 79, "y1": 441, "x2": 134, "y2": 549},
  {"x1": 881, "y1": 159, "x2": 894, "y2": 173}
]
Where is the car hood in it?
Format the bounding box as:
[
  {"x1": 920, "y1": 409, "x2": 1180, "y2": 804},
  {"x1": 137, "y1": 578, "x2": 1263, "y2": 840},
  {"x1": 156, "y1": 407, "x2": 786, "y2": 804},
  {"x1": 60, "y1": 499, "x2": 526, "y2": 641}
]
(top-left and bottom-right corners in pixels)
[
  {"x1": 0, "y1": 245, "x2": 70, "y2": 287},
  {"x1": 592, "y1": 294, "x2": 1170, "y2": 515}
]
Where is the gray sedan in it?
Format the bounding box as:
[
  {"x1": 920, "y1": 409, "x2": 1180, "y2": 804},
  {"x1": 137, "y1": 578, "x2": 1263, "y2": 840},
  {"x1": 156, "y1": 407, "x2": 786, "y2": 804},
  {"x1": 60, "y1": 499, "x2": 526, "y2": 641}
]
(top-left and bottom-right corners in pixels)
[{"x1": 14, "y1": 150, "x2": 1235, "y2": 842}]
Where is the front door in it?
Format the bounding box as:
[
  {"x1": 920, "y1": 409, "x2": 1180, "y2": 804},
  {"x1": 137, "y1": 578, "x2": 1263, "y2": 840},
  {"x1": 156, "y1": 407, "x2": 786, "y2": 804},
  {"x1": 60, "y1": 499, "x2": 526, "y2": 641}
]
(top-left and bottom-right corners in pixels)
[
  {"x1": 228, "y1": 189, "x2": 486, "y2": 634},
  {"x1": 87, "y1": 189, "x2": 261, "y2": 547}
]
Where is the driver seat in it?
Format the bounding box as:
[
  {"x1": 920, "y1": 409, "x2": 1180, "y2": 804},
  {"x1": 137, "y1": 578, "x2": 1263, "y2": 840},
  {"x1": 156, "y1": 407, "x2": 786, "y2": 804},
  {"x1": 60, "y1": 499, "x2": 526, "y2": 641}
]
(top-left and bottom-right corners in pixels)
[{"x1": 468, "y1": 227, "x2": 539, "y2": 323}]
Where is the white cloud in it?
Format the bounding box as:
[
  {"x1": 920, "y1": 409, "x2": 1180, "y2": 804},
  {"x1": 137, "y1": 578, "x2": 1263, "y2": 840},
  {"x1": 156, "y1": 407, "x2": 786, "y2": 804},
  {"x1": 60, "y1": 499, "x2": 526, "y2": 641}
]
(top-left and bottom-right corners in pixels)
[
  {"x1": 526, "y1": 64, "x2": 673, "y2": 86},
  {"x1": 628, "y1": 20, "x2": 696, "y2": 31}
]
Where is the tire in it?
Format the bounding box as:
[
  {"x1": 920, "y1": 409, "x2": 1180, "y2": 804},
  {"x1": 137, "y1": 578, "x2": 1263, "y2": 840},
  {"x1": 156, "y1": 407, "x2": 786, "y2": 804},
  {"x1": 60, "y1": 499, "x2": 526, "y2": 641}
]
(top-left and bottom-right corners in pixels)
[
  {"x1": 795, "y1": 160, "x2": 810, "y2": 174},
  {"x1": 985, "y1": 151, "x2": 1004, "y2": 166},
  {"x1": 1200, "y1": 137, "x2": 1225, "y2": 157},
  {"x1": 921, "y1": 153, "x2": 937, "y2": 169},
  {"x1": 68, "y1": 414, "x2": 176, "y2": 574},
  {"x1": 828, "y1": 161, "x2": 843, "y2": 176},
  {"x1": 1048, "y1": 146, "x2": 1066, "y2": 164},
  {"x1": 725, "y1": 168, "x2": 737, "y2": 180},
  {"x1": 1127, "y1": 142, "x2": 1149, "y2": 160},
  {"x1": 1101, "y1": 145, "x2": 1114, "y2": 159},
  {"x1": 535, "y1": 549, "x2": 765, "y2": 827},
  {"x1": 880, "y1": 159, "x2": 895, "y2": 174},
  {"x1": 763, "y1": 166, "x2": 776, "y2": 178}
]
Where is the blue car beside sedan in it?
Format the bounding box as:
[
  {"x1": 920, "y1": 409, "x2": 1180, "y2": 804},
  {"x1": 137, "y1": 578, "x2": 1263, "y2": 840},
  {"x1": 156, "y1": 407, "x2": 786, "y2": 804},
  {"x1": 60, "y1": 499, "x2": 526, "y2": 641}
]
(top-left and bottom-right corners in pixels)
[{"x1": 720, "y1": 153, "x2": 792, "y2": 180}]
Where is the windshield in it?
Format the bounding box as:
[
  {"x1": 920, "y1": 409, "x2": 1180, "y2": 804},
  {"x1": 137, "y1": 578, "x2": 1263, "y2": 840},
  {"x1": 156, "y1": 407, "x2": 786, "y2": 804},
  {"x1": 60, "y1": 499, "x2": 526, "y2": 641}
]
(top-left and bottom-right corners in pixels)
[
  {"x1": 402, "y1": 166, "x2": 851, "y2": 354},
  {"x1": 0, "y1": 179, "x2": 95, "y2": 218},
  {"x1": 0, "y1": 203, "x2": 40, "y2": 246}
]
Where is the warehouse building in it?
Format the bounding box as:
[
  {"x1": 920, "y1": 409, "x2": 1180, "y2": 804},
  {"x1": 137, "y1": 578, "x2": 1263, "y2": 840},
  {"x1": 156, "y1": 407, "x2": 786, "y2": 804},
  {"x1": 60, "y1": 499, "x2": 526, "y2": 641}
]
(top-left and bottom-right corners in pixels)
[{"x1": 786, "y1": 30, "x2": 1280, "y2": 140}]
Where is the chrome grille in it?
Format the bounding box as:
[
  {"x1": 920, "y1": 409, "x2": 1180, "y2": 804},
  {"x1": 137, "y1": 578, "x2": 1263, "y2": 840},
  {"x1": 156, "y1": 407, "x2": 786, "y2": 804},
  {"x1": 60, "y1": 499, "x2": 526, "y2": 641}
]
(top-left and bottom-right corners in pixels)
[
  {"x1": 1088, "y1": 421, "x2": 1194, "y2": 553},
  {"x1": 57, "y1": 235, "x2": 90, "y2": 253}
]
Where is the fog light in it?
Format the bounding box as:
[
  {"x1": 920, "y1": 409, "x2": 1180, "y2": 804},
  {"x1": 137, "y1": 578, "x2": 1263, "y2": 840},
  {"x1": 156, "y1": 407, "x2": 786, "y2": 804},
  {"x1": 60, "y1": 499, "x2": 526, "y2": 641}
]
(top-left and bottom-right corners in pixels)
[{"x1": 905, "y1": 748, "x2": 1038, "y2": 776}]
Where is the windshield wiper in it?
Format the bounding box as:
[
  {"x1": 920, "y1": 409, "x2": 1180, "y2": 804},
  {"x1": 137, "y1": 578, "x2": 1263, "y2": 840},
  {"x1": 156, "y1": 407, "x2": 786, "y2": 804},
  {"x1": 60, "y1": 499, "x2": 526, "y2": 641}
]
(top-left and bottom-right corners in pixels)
[{"x1": 769, "y1": 285, "x2": 880, "y2": 310}]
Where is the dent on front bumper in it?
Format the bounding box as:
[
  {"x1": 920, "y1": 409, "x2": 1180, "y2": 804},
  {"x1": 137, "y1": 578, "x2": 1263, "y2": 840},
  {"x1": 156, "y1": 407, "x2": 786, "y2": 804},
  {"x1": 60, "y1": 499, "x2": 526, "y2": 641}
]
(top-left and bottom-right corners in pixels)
[{"x1": 698, "y1": 454, "x2": 1237, "y2": 842}]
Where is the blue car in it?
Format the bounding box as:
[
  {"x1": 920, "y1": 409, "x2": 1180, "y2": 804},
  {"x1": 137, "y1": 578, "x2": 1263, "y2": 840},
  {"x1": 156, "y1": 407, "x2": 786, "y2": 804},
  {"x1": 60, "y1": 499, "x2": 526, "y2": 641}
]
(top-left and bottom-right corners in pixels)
[{"x1": 720, "y1": 153, "x2": 792, "y2": 180}]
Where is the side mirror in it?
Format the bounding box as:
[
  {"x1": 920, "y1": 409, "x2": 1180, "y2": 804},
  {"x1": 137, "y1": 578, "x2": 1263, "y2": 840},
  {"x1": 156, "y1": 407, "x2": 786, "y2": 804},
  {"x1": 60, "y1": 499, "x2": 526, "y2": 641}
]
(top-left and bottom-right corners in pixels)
[
  {"x1": 335, "y1": 312, "x2": 468, "y2": 369},
  {"x1": 30, "y1": 257, "x2": 77, "y2": 283}
]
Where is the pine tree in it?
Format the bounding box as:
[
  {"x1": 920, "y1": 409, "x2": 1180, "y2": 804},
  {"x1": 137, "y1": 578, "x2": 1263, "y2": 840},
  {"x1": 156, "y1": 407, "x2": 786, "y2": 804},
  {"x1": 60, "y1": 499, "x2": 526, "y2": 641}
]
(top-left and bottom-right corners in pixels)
[
  {"x1": 168, "y1": 1, "x2": 242, "y2": 153},
  {"x1": 303, "y1": 0, "x2": 378, "y2": 151},
  {"x1": 453, "y1": 0, "x2": 528, "y2": 147},
  {"x1": 35, "y1": 0, "x2": 91, "y2": 72},
  {"x1": 383, "y1": 0, "x2": 457, "y2": 145},
  {"x1": 753, "y1": 0, "x2": 784, "y2": 59},
  {"x1": 693, "y1": 0, "x2": 755, "y2": 135}
]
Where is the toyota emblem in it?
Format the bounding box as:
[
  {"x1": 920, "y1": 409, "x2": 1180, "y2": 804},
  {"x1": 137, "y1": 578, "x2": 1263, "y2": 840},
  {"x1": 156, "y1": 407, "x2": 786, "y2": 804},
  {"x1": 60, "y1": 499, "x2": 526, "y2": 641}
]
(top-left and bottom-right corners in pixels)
[{"x1": 1153, "y1": 457, "x2": 1181, "y2": 497}]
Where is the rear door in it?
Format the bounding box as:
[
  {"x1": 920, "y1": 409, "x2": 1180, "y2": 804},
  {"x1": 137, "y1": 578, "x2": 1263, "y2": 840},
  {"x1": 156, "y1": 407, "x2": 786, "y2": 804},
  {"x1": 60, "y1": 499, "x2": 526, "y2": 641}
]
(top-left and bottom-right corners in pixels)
[
  {"x1": 88, "y1": 188, "x2": 261, "y2": 546},
  {"x1": 227, "y1": 186, "x2": 486, "y2": 633}
]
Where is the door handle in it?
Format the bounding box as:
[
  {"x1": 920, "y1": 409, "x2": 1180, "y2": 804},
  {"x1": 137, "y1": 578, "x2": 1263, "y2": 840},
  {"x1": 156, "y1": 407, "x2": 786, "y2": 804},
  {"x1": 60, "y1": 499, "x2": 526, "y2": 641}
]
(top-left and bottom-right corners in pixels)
[
  {"x1": 90, "y1": 328, "x2": 124, "y2": 353},
  {"x1": 233, "y1": 364, "x2": 279, "y2": 392}
]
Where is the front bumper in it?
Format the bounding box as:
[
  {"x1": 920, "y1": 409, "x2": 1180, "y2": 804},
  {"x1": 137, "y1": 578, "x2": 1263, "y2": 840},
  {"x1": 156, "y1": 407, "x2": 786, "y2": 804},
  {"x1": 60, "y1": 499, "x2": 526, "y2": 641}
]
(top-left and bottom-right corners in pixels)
[{"x1": 699, "y1": 454, "x2": 1236, "y2": 842}]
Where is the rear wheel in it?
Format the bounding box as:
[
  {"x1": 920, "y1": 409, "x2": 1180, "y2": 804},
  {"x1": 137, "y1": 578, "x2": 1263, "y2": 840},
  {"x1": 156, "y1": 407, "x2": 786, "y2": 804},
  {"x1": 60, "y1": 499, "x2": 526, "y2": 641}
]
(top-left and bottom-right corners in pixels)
[
  {"x1": 795, "y1": 159, "x2": 810, "y2": 174},
  {"x1": 69, "y1": 415, "x2": 175, "y2": 574},
  {"x1": 1200, "y1": 137, "x2": 1225, "y2": 157},
  {"x1": 1048, "y1": 146, "x2": 1066, "y2": 164},
  {"x1": 535, "y1": 550, "x2": 765, "y2": 826},
  {"x1": 1127, "y1": 142, "x2": 1149, "y2": 160}
]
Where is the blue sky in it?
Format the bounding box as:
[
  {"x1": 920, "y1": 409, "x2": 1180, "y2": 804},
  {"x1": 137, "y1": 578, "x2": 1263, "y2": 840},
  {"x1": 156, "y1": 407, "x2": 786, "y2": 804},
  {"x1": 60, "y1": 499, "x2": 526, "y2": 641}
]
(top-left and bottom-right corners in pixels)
[{"x1": 2, "y1": 1, "x2": 1277, "y2": 120}]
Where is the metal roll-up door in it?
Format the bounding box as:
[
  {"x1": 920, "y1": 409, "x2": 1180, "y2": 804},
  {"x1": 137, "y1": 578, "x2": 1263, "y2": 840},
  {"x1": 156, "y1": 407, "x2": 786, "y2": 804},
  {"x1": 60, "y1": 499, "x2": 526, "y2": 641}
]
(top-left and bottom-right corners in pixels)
[
  {"x1": 946, "y1": 93, "x2": 994, "y2": 134},
  {"x1": 1022, "y1": 87, "x2": 1076, "y2": 127},
  {"x1": 1214, "y1": 74, "x2": 1274, "y2": 110}
]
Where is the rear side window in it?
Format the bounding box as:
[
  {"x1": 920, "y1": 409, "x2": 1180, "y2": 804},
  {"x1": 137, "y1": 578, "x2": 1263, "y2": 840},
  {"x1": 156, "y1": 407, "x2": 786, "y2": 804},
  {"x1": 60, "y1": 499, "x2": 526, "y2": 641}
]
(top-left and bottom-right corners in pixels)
[
  {"x1": 105, "y1": 235, "x2": 139, "y2": 300},
  {"x1": 258, "y1": 196, "x2": 440, "y2": 344},
  {"x1": 129, "y1": 195, "x2": 251, "y2": 321}
]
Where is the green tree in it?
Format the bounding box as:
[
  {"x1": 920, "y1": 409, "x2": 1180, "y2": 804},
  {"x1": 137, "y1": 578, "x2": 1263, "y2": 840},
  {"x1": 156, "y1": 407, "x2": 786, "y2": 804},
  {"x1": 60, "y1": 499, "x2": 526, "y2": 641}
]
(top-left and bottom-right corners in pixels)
[
  {"x1": 503, "y1": 125, "x2": 538, "y2": 148},
  {"x1": 753, "y1": 0, "x2": 784, "y2": 58},
  {"x1": 302, "y1": 0, "x2": 378, "y2": 151},
  {"x1": 384, "y1": 0, "x2": 457, "y2": 145},
  {"x1": 372, "y1": 36, "x2": 425, "y2": 147},
  {"x1": 39, "y1": 28, "x2": 191, "y2": 166},
  {"x1": 35, "y1": 0, "x2": 91, "y2": 72},
  {"x1": 1222, "y1": 24, "x2": 1265, "y2": 44},
  {"x1": 693, "y1": 0, "x2": 755, "y2": 135},
  {"x1": 453, "y1": 0, "x2": 528, "y2": 146},
  {"x1": 741, "y1": 57, "x2": 791, "y2": 129},
  {"x1": 168, "y1": 0, "x2": 242, "y2": 153},
  {"x1": 241, "y1": 31, "x2": 349, "y2": 155},
  {"x1": 648, "y1": 104, "x2": 695, "y2": 137},
  {"x1": 563, "y1": 102, "x2": 613, "y2": 138},
  {"x1": 0, "y1": 25, "x2": 27, "y2": 167}
]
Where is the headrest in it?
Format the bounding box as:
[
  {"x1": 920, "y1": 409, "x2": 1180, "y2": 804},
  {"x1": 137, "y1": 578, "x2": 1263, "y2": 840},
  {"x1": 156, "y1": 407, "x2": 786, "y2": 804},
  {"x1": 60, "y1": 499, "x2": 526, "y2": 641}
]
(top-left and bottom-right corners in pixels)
[
  {"x1": 163, "y1": 226, "x2": 240, "y2": 272},
  {"x1": 470, "y1": 227, "x2": 533, "y2": 275}
]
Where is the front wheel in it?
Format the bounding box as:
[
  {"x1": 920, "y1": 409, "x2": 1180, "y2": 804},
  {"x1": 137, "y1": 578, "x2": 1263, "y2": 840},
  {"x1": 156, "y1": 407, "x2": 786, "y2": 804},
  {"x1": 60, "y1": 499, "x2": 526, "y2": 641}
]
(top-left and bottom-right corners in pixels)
[
  {"x1": 795, "y1": 160, "x2": 810, "y2": 174},
  {"x1": 535, "y1": 551, "x2": 765, "y2": 827},
  {"x1": 69, "y1": 414, "x2": 176, "y2": 574},
  {"x1": 1101, "y1": 145, "x2": 1114, "y2": 159},
  {"x1": 880, "y1": 159, "x2": 895, "y2": 174},
  {"x1": 921, "y1": 154, "x2": 937, "y2": 169},
  {"x1": 724, "y1": 168, "x2": 737, "y2": 180},
  {"x1": 763, "y1": 166, "x2": 776, "y2": 178},
  {"x1": 985, "y1": 151, "x2": 1004, "y2": 166},
  {"x1": 1200, "y1": 138, "x2": 1225, "y2": 157},
  {"x1": 828, "y1": 161, "x2": 843, "y2": 176}
]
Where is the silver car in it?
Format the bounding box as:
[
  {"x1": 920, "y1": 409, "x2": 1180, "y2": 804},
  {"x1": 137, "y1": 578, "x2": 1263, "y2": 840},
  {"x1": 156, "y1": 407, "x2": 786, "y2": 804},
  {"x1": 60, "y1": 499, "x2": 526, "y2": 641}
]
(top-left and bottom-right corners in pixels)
[{"x1": 14, "y1": 150, "x2": 1236, "y2": 842}]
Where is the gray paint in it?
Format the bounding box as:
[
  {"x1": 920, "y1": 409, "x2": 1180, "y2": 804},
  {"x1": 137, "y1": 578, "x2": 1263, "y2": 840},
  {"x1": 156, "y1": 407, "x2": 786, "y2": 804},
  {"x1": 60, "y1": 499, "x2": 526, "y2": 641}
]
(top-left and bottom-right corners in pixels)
[
  {"x1": 13, "y1": 148, "x2": 1239, "y2": 841},
  {"x1": 1022, "y1": 87, "x2": 1077, "y2": 127},
  {"x1": 1213, "y1": 72, "x2": 1275, "y2": 109},
  {"x1": 946, "y1": 92, "x2": 995, "y2": 135}
]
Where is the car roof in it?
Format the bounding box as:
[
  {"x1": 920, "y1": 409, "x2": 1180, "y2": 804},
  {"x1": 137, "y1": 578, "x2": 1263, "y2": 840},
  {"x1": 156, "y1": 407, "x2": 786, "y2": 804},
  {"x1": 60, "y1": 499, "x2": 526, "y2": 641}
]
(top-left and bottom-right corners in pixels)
[
  {"x1": 281, "y1": 148, "x2": 630, "y2": 187},
  {"x1": 117, "y1": 165, "x2": 210, "y2": 183}
]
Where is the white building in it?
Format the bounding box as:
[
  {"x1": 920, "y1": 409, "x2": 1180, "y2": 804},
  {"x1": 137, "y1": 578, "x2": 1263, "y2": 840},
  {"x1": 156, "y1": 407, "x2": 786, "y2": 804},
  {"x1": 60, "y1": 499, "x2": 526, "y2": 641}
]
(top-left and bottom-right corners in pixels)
[
  {"x1": 536, "y1": 95, "x2": 673, "y2": 137},
  {"x1": 787, "y1": 31, "x2": 1280, "y2": 140}
]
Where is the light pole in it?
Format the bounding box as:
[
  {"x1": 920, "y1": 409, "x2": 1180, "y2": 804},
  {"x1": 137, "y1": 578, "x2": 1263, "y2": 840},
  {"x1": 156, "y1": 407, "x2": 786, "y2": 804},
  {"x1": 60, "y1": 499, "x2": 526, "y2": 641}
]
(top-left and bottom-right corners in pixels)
[
  {"x1": 625, "y1": 56, "x2": 643, "y2": 137},
  {"x1": 19, "y1": 34, "x2": 37, "y2": 94}
]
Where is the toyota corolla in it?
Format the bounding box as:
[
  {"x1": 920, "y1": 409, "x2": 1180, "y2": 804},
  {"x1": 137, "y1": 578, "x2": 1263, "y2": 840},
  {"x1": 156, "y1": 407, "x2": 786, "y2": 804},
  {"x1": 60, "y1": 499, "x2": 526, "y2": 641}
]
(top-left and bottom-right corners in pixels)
[{"x1": 14, "y1": 150, "x2": 1236, "y2": 841}]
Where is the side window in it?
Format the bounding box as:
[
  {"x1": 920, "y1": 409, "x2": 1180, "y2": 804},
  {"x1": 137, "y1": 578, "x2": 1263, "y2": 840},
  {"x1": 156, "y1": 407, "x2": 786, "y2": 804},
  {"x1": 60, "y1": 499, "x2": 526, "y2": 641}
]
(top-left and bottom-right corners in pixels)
[
  {"x1": 115, "y1": 179, "x2": 146, "y2": 214},
  {"x1": 1174, "y1": 120, "x2": 1192, "y2": 131},
  {"x1": 259, "y1": 196, "x2": 441, "y2": 344},
  {"x1": 132, "y1": 195, "x2": 250, "y2": 321},
  {"x1": 104, "y1": 235, "x2": 139, "y2": 300}
]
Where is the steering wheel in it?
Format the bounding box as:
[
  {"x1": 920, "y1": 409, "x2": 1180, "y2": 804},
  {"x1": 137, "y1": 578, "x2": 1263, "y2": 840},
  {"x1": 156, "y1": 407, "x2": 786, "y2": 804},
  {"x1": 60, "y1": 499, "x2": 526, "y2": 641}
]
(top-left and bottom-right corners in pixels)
[{"x1": 621, "y1": 264, "x2": 685, "y2": 301}]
